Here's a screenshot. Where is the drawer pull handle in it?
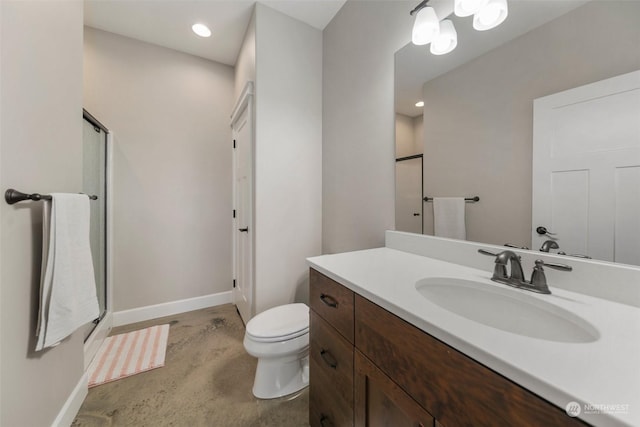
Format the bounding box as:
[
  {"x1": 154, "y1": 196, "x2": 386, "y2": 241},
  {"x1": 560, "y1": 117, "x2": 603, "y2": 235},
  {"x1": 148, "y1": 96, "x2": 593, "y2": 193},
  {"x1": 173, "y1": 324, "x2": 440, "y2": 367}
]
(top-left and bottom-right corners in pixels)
[
  {"x1": 320, "y1": 414, "x2": 334, "y2": 427},
  {"x1": 320, "y1": 294, "x2": 338, "y2": 308},
  {"x1": 320, "y1": 349, "x2": 338, "y2": 369}
]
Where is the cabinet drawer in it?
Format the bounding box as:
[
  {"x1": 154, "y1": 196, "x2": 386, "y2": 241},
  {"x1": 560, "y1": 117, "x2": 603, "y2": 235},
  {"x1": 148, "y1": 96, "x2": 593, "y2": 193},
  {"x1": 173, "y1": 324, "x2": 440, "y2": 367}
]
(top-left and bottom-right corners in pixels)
[
  {"x1": 310, "y1": 311, "x2": 354, "y2": 427},
  {"x1": 355, "y1": 295, "x2": 588, "y2": 427},
  {"x1": 310, "y1": 268, "x2": 354, "y2": 343}
]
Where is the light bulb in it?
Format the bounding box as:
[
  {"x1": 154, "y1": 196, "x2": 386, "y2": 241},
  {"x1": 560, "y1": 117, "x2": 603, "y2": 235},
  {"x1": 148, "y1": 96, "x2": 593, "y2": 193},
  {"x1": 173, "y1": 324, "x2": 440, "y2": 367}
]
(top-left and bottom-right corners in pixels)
[
  {"x1": 430, "y1": 20, "x2": 457, "y2": 55},
  {"x1": 473, "y1": 0, "x2": 508, "y2": 31},
  {"x1": 412, "y1": 7, "x2": 440, "y2": 46},
  {"x1": 455, "y1": 0, "x2": 489, "y2": 17},
  {"x1": 415, "y1": 101, "x2": 425, "y2": 107},
  {"x1": 192, "y1": 23, "x2": 212, "y2": 38}
]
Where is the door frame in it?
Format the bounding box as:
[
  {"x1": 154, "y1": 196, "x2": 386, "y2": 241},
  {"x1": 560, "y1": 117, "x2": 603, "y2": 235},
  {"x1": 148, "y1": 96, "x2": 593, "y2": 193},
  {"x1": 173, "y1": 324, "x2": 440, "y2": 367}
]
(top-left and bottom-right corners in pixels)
[
  {"x1": 395, "y1": 153, "x2": 424, "y2": 234},
  {"x1": 231, "y1": 82, "x2": 255, "y2": 323},
  {"x1": 82, "y1": 110, "x2": 114, "y2": 370}
]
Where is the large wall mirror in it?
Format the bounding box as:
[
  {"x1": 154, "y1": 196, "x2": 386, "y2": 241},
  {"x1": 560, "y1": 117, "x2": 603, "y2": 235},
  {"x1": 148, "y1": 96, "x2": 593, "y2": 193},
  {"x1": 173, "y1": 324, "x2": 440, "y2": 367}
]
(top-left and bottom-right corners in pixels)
[{"x1": 395, "y1": 0, "x2": 640, "y2": 266}]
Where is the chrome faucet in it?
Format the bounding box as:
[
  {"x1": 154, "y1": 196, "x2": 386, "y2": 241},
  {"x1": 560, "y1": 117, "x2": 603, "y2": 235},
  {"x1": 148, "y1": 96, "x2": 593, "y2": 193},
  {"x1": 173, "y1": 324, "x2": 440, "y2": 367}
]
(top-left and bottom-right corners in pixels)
[
  {"x1": 539, "y1": 240, "x2": 559, "y2": 253},
  {"x1": 497, "y1": 250, "x2": 525, "y2": 281},
  {"x1": 478, "y1": 249, "x2": 572, "y2": 294}
]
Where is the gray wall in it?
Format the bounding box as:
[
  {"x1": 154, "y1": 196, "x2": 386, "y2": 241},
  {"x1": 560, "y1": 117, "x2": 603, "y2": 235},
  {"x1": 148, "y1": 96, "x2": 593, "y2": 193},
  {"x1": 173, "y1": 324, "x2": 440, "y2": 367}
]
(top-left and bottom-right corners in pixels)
[
  {"x1": 323, "y1": 1, "x2": 413, "y2": 253},
  {"x1": 421, "y1": 1, "x2": 640, "y2": 246},
  {"x1": 0, "y1": 1, "x2": 85, "y2": 425},
  {"x1": 395, "y1": 113, "x2": 414, "y2": 159},
  {"x1": 235, "y1": 9, "x2": 256, "y2": 102},
  {"x1": 253, "y1": 4, "x2": 322, "y2": 313},
  {"x1": 84, "y1": 28, "x2": 235, "y2": 311},
  {"x1": 395, "y1": 113, "x2": 423, "y2": 159}
]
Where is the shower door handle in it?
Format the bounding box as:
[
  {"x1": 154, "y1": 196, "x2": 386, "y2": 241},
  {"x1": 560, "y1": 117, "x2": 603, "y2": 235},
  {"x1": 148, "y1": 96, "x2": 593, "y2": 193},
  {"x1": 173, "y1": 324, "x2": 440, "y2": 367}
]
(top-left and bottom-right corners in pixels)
[{"x1": 238, "y1": 227, "x2": 249, "y2": 232}]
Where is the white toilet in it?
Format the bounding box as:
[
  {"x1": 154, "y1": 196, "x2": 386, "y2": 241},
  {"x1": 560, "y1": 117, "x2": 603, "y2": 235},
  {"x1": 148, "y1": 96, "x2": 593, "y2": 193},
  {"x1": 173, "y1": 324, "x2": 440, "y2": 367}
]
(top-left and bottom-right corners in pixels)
[{"x1": 243, "y1": 303, "x2": 310, "y2": 399}]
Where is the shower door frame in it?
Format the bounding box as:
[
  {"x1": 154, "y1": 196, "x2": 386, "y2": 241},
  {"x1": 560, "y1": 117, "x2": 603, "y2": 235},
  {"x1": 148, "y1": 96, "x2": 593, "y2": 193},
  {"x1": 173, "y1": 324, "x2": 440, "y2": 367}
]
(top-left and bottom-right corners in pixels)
[
  {"x1": 395, "y1": 154, "x2": 424, "y2": 234},
  {"x1": 82, "y1": 109, "x2": 114, "y2": 370}
]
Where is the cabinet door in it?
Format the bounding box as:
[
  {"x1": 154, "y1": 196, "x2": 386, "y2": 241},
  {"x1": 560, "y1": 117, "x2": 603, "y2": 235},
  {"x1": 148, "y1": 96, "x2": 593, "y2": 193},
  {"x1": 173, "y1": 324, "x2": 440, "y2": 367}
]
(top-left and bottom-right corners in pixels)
[
  {"x1": 310, "y1": 311, "x2": 354, "y2": 427},
  {"x1": 355, "y1": 350, "x2": 433, "y2": 427}
]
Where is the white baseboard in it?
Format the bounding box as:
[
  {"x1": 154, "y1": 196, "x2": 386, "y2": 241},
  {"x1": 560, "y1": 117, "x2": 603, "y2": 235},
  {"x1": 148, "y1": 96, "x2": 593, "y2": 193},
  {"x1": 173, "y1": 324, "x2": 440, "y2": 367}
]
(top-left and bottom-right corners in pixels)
[
  {"x1": 112, "y1": 291, "x2": 233, "y2": 327},
  {"x1": 52, "y1": 371, "x2": 88, "y2": 427}
]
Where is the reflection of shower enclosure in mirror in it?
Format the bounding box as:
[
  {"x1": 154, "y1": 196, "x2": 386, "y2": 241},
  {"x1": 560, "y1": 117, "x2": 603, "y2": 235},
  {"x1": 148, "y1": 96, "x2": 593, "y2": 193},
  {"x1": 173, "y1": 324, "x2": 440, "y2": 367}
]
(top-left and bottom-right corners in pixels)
[
  {"x1": 395, "y1": 155, "x2": 423, "y2": 234},
  {"x1": 82, "y1": 110, "x2": 108, "y2": 341}
]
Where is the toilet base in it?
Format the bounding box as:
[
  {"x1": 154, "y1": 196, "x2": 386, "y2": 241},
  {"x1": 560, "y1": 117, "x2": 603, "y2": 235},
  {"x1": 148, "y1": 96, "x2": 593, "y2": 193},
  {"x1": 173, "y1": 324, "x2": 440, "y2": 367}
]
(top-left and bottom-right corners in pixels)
[{"x1": 252, "y1": 354, "x2": 309, "y2": 399}]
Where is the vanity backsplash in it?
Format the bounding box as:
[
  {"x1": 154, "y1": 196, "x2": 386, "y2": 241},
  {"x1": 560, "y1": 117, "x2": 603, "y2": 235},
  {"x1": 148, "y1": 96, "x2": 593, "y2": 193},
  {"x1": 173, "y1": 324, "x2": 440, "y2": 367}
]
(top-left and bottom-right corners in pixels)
[{"x1": 386, "y1": 231, "x2": 640, "y2": 308}]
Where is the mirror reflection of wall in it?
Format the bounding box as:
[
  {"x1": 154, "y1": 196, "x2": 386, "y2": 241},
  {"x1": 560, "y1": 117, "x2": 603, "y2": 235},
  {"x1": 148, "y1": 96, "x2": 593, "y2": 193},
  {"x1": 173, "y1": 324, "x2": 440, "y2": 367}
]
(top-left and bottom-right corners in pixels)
[
  {"x1": 395, "y1": 113, "x2": 423, "y2": 159},
  {"x1": 395, "y1": 0, "x2": 640, "y2": 265}
]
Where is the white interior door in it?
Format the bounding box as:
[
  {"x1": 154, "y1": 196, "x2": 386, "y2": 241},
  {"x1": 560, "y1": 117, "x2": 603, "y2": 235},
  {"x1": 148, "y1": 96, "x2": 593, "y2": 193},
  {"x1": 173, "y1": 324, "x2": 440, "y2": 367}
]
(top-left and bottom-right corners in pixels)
[
  {"x1": 395, "y1": 156, "x2": 423, "y2": 234},
  {"x1": 232, "y1": 84, "x2": 254, "y2": 324},
  {"x1": 532, "y1": 70, "x2": 640, "y2": 265}
]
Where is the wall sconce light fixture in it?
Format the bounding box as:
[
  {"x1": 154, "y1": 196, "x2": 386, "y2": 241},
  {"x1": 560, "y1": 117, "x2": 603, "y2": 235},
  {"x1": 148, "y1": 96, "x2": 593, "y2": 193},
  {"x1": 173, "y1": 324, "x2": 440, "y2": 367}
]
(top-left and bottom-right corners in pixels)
[
  {"x1": 430, "y1": 19, "x2": 458, "y2": 55},
  {"x1": 412, "y1": 5, "x2": 440, "y2": 45},
  {"x1": 472, "y1": 0, "x2": 509, "y2": 30},
  {"x1": 411, "y1": 0, "x2": 508, "y2": 54}
]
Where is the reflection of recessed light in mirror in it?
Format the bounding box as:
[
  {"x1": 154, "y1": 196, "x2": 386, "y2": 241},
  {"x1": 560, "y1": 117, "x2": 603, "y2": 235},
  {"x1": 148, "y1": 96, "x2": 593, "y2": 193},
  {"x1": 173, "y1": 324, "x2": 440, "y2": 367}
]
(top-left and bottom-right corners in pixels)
[
  {"x1": 192, "y1": 23, "x2": 212, "y2": 38},
  {"x1": 415, "y1": 101, "x2": 425, "y2": 107}
]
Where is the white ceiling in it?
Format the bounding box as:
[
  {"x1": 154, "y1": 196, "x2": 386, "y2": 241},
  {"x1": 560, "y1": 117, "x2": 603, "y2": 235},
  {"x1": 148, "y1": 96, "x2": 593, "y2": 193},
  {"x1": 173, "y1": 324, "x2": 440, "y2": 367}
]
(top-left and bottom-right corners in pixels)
[
  {"x1": 395, "y1": 0, "x2": 589, "y2": 117},
  {"x1": 84, "y1": 0, "x2": 347, "y2": 66},
  {"x1": 85, "y1": 0, "x2": 592, "y2": 114}
]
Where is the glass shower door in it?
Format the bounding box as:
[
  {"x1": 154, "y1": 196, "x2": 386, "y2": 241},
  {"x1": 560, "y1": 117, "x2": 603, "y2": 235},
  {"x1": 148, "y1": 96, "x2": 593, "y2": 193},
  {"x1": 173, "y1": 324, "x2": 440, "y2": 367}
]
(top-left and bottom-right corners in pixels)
[{"x1": 82, "y1": 111, "x2": 108, "y2": 340}]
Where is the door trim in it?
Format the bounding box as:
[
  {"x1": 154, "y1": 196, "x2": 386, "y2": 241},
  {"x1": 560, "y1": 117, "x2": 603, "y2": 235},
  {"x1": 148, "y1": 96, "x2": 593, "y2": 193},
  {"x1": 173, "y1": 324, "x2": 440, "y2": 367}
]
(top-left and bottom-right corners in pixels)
[
  {"x1": 395, "y1": 154, "x2": 424, "y2": 234},
  {"x1": 231, "y1": 81, "x2": 255, "y2": 323}
]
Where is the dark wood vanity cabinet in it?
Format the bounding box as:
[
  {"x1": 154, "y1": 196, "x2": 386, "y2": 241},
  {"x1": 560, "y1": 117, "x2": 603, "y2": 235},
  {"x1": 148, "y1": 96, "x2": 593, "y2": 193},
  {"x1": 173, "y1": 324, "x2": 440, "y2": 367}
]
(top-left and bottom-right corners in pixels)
[
  {"x1": 309, "y1": 268, "x2": 588, "y2": 427},
  {"x1": 310, "y1": 269, "x2": 355, "y2": 427}
]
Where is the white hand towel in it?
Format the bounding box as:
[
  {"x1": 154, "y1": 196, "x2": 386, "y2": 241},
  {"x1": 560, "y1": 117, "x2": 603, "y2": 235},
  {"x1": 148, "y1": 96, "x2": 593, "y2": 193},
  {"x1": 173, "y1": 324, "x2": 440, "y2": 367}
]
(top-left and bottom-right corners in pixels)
[
  {"x1": 433, "y1": 197, "x2": 467, "y2": 240},
  {"x1": 35, "y1": 194, "x2": 99, "y2": 351}
]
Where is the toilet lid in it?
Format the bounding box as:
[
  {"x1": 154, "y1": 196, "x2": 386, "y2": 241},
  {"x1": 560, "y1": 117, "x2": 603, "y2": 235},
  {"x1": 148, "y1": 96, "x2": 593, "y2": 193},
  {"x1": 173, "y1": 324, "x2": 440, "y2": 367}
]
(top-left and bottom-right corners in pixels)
[{"x1": 246, "y1": 303, "x2": 309, "y2": 341}]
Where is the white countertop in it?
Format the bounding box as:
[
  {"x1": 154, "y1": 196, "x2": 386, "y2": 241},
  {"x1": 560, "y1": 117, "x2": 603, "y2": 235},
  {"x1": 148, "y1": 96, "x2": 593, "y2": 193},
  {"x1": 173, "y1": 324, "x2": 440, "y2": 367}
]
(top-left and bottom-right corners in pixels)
[{"x1": 307, "y1": 247, "x2": 640, "y2": 427}]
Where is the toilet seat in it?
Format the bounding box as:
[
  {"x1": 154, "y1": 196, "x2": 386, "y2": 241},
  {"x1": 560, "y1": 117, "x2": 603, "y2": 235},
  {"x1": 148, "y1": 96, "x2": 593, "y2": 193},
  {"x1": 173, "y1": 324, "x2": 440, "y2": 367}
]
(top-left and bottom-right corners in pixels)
[{"x1": 245, "y1": 303, "x2": 309, "y2": 343}]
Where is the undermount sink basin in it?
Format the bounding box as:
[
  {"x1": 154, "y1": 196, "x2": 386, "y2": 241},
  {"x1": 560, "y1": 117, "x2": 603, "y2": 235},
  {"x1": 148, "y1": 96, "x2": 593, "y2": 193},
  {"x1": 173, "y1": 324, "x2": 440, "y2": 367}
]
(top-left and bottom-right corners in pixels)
[{"x1": 415, "y1": 278, "x2": 599, "y2": 343}]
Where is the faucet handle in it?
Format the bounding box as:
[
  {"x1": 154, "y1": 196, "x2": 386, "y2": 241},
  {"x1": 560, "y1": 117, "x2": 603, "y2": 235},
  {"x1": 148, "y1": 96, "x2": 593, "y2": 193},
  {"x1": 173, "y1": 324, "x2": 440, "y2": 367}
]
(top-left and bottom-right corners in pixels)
[
  {"x1": 504, "y1": 243, "x2": 530, "y2": 250},
  {"x1": 529, "y1": 260, "x2": 572, "y2": 294},
  {"x1": 535, "y1": 259, "x2": 572, "y2": 271},
  {"x1": 557, "y1": 251, "x2": 592, "y2": 259},
  {"x1": 478, "y1": 249, "x2": 498, "y2": 257}
]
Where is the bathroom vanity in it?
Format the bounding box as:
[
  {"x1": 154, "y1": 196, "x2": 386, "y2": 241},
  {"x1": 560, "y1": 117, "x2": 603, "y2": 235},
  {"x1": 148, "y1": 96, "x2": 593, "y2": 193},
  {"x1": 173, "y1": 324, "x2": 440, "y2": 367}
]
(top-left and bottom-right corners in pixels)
[{"x1": 307, "y1": 232, "x2": 640, "y2": 427}]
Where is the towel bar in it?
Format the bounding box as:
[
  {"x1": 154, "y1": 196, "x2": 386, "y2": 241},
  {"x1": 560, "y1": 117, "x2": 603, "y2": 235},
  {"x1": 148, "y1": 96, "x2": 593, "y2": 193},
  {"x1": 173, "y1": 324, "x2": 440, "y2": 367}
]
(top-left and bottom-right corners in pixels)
[
  {"x1": 5, "y1": 189, "x2": 98, "y2": 205},
  {"x1": 423, "y1": 196, "x2": 479, "y2": 203}
]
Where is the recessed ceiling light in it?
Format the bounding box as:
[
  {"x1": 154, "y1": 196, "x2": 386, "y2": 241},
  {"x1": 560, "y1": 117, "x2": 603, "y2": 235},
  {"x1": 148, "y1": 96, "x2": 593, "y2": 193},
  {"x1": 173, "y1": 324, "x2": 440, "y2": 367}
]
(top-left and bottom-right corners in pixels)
[
  {"x1": 415, "y1": 101, "x2": 425, "y2": 107},
  {"x1": 192, "y1": 23, "x2": 211, "y2": 38}
]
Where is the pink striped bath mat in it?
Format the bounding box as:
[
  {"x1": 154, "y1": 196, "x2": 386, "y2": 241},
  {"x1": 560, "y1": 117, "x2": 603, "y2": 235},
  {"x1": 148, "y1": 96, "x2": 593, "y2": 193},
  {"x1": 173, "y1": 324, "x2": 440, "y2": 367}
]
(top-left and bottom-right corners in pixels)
[{"x1": 87, "y1": 324, "x2": 170, "y2": 388}]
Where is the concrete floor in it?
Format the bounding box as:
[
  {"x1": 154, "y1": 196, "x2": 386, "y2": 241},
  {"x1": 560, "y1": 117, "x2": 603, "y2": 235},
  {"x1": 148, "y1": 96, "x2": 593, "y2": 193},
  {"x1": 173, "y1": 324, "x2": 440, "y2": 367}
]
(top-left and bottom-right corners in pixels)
[{"x1": 73, "y1": 304, "x2": 309, "y2": 426}]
